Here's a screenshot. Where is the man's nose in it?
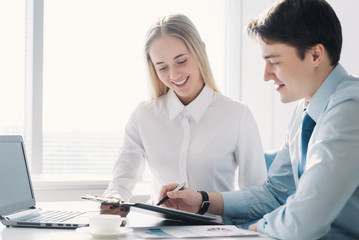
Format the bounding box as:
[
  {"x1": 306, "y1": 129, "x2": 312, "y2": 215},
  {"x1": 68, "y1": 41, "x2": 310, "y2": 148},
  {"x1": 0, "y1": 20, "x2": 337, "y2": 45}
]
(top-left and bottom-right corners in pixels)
[{"x1": 264, "y1": 62, "x2": 275, "y2": 82}]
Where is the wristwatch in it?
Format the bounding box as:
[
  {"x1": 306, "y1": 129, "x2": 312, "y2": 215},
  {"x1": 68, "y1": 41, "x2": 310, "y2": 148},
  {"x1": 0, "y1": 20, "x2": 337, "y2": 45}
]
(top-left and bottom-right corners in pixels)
[{"x1": 197, "y1": 191, "x2": 210, "y2": 215}]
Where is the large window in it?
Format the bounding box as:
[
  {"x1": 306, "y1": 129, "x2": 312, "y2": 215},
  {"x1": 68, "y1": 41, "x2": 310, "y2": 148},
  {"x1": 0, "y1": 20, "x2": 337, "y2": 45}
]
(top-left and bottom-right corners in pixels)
[{"x1": 12, "y1": 0, "x2": 228, "y2": 177}]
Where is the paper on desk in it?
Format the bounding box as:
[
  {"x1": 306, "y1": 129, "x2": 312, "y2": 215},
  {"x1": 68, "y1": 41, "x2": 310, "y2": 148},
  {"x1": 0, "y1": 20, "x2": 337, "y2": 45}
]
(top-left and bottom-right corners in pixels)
[{"x1": 134, "y1": 225, "x2": 259, "y2": 238}]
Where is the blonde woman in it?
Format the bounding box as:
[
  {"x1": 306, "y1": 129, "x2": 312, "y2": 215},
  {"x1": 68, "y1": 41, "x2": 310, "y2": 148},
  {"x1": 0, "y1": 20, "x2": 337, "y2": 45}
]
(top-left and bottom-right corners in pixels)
[{"x1": 101, "y1": 14, "x2": 266, "y2": 216}]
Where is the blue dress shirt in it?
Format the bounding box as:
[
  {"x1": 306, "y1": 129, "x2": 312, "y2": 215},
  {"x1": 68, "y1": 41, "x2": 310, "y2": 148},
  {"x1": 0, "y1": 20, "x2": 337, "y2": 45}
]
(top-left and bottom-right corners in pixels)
[{"x1": 221, "y1": 64, "x2": 359, "y2": 239}]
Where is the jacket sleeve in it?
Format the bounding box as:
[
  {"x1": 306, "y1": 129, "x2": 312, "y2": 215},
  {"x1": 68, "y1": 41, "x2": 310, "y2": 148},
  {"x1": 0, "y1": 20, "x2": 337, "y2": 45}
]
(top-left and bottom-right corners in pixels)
[{"x1": 222, "y1": 142, "x2": 296, "y2": 225}]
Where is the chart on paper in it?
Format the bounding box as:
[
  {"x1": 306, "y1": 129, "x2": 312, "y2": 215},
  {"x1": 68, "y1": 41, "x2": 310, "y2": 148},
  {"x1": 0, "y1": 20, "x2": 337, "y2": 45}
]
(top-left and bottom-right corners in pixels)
[{"x1": 134, "y1": 225, "x2": 259, "y2": 238}]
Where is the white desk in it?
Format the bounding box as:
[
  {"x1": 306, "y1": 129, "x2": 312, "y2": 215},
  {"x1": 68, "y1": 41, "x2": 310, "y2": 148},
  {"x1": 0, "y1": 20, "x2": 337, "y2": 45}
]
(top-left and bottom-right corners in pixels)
[{"x1": 0, "y1": 201, "x2": 270, "y2": 240}]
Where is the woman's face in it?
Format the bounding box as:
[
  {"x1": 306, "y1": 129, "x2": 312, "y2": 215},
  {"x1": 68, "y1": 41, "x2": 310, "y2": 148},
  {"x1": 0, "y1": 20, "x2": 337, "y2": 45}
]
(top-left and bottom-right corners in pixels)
[{"x1": 149, "y1": 35, "x2": 204, "y2": 105}]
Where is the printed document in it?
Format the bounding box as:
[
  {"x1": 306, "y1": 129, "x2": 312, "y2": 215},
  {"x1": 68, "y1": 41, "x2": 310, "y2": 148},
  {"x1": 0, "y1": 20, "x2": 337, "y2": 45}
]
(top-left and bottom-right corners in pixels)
[{"x1": 134, "y1": 225, "x2": 259, "y2": 238}]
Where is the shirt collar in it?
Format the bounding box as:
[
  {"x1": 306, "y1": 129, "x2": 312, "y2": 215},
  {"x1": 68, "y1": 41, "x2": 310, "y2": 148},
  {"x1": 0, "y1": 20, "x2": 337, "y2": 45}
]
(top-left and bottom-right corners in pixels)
[
  {"x1": 306, "y1": 63, "x2": 348, "y2": 122},
  {"x1": 167, "y1": 85, "x2": 214, "y2": 123}
]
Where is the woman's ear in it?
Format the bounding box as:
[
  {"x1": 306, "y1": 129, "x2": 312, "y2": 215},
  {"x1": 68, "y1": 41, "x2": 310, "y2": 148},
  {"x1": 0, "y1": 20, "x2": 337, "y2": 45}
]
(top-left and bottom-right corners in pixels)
[
  {"x1": 201, "y1": 41, "x2": 206, "y2": 52},
  {"x1": 310, "y1": 43, "x2": 325, "y2": 67}
]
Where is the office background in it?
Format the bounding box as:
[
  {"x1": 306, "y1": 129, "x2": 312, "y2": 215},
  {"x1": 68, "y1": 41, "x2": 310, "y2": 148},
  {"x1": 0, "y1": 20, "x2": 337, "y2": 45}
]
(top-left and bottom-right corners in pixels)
[{"x1": 1, "y1": 0, "x2": 358, "y2": 202}]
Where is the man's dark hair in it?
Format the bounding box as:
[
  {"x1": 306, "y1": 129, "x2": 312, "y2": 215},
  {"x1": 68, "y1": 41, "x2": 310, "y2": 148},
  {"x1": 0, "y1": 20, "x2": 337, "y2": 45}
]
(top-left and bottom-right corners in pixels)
[{"x1": 247, "y1": 0, "x2": 342, "y2": 66}]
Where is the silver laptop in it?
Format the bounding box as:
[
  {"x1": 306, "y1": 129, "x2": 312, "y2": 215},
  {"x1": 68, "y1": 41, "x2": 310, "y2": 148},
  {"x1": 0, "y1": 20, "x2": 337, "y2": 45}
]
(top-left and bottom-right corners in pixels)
[{"x1": 0, "y1": 135, "x2": 95, "y2": 229}]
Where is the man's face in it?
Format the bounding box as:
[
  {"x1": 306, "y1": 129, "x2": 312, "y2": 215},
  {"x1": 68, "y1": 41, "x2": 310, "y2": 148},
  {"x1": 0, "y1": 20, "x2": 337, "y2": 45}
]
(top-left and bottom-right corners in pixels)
[{"x1": 259, "y1": 40, "x2": 317, "y2": 103}]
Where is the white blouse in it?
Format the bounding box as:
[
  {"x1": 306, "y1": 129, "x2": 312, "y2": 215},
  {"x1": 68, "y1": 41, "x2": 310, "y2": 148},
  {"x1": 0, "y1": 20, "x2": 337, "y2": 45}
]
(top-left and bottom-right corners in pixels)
[{"x1": 104, "y1": 85, "x2": 266, "y2": 201}]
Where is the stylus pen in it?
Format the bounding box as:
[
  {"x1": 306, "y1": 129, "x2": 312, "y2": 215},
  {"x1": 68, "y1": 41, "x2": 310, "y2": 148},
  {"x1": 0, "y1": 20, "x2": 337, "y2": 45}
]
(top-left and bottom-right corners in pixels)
[{"x1": 156, "y1": 182, "x2": 186, "y2": 206}]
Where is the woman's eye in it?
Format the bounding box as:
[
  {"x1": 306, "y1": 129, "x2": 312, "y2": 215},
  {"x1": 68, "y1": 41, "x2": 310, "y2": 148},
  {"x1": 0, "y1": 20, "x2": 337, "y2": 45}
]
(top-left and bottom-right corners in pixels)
[
  {"x1": 177, "y1": 59, "x2": 187, "y2": 64},
  {"x1": 159, "y1": 66, "x2": 168, "y2": 71}
]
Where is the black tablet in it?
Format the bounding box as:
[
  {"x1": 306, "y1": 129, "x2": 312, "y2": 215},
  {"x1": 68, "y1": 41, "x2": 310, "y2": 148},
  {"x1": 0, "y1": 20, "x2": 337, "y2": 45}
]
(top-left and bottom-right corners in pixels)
[
  {"x1": 127, "y1": 202, "x2": 222, "y2": 224},
  {"x1": 81, "y1": 195, "x2": 222, "y2": 225}
]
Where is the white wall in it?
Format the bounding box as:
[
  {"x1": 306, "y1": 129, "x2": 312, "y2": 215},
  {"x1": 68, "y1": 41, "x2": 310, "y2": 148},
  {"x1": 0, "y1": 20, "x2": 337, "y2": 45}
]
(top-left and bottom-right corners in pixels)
[{"x1": 327, "y1": 0, "x2": 359, "y2": 77}]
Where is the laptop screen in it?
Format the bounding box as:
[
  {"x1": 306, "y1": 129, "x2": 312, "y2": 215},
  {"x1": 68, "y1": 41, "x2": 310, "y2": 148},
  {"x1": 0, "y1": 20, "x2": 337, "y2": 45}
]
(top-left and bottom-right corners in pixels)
[{"x1": 0, "y1": 136, "x2": 36, "y2": 216}]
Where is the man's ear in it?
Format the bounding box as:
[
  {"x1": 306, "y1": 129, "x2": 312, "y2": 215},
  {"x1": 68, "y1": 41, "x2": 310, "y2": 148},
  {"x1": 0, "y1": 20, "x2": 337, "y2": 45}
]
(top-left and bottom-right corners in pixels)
[{"x1": 310, "y1": 43, "x2": 325, "y2": 67}]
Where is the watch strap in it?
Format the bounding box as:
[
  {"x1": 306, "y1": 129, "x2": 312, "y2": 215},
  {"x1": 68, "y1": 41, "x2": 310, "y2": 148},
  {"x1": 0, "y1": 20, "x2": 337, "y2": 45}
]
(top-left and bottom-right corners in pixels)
[{"x1": 197, "y1": 191, "x2": 210, "y2": 215}]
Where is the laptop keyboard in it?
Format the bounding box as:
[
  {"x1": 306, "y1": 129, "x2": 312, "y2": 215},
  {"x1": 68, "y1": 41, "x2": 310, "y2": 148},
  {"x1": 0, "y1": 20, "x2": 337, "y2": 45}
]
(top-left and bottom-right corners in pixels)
[{"x1": 16, "y1": 210, "x2": 85, "y2": 223}]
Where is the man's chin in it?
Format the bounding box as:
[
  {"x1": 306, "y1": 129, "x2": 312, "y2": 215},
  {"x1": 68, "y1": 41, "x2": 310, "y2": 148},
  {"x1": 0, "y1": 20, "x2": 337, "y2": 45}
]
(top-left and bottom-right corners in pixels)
[{"x1": 279, "y1": 95, "x2": 298, "y2": 104}]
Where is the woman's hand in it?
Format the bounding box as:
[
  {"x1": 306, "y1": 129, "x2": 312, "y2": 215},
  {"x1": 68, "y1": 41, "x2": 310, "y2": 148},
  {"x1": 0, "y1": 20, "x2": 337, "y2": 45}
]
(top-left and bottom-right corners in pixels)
[
  {"x1": 158, "y1": 183, "x2": 202, "y2": 213},
  {"x1": 98, "y1": 196, "x2": 130, "y2": 217}
]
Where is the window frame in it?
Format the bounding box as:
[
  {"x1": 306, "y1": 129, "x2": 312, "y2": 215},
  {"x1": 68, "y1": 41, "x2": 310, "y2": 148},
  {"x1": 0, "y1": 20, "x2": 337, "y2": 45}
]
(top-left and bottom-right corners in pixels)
[{"x1": 25, "y1": 0, "x2": 44, "y2": 174}]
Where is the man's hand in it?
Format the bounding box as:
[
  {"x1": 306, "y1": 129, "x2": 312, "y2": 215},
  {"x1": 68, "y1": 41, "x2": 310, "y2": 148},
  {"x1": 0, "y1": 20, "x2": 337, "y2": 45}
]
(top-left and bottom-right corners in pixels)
[{"x1": 158, "y1": 183, "x2": 202, "y2": 213}]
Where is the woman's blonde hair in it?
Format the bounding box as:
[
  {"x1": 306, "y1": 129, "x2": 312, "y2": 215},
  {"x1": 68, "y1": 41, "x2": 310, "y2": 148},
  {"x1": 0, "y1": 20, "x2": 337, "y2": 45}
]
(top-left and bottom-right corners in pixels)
[{"x1": 145, "y1": 14, "x2": 219, "y2": 99}]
